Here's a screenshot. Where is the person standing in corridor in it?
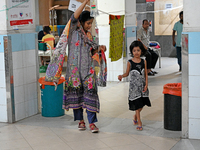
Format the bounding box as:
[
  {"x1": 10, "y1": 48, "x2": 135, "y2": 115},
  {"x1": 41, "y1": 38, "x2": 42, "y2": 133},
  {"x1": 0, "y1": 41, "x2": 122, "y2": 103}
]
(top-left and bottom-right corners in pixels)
[{"x1": 172, "y1": 11, "x2": 183, "y2": 72}]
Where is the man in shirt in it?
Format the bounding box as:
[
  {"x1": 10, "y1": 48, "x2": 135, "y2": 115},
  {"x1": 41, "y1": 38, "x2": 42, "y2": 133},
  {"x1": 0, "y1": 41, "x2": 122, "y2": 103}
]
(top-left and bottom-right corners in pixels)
[
  {"x1": 172, "y1": 11, "x2": 183, "y2": 71},
  {"x1": 137, "y1": 19, "x2": 158, "y2": 76}
]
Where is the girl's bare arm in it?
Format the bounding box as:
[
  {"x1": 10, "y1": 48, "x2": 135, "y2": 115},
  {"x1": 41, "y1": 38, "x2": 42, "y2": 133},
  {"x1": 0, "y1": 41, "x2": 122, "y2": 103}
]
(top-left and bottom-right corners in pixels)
[
  {"x1": 143, "y1": 60, "x2": 148, "y2": 92},
  {"x1": 118, "y1": 61, "x2": 131, "y2": 81}
]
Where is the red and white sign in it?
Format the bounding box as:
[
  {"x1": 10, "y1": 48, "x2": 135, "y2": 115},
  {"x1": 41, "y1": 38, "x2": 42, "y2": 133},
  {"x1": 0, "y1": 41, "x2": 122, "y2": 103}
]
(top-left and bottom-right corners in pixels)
[
  {"x1": 8, "y1": 0, "x2": 34, "y2": 27},
  {"x1": 10, "y1": 19, "x2": 33, "y2": 26}
]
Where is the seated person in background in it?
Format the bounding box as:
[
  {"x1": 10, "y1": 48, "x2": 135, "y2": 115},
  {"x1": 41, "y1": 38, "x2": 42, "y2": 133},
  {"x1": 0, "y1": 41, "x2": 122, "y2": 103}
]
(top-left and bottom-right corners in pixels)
[
  {"x1": 137, "y1": 19, "x2": 158, "y2": 76},
  {"x1": 42, "y1": 26, "x2": 55, "y2": 50},
  {"x1": 40, "y1": 26, "x2": 55, "y2": 66},
  {"x1": 38, "y1": 30, "x2": 44, "y2": 42}
]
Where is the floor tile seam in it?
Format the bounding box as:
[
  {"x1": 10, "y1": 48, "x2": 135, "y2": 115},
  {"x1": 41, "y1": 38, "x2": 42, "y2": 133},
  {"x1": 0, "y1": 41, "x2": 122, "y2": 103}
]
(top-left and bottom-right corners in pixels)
[
  {"x1": 129, "y1": 135, "x2": 163, "y2": 150},
  {"x1": 13, "y1": 125, "x2": 34, "y2": 150},
  {"x1": 48, "y1": 128, "x2": 74, "y2": 150},
  {"x1": 98, "y1": 134, "x2": 153, "y2": 149},
  {"x1": 179, "y1": 139, "x2": 195, "y2": 150}
]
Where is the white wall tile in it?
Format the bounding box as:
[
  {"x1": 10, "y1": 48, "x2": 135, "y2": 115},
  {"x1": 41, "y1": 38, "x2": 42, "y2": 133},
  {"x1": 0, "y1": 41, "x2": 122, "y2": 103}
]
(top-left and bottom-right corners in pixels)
[
  {"x1": 14, "y1": 86, "x2": 25, "y2": 104},
  {"x1": 24, "y1": 50, "x2": 36, "y2": 67},
  {"x1": 24, "y1": 84, "x2": 28, "y2": 102},
  {"x1": 27, "y1": 83, "x2": 37, "y2": 101},
  {"x1": 23, "y1": 68, "x2": 27, "y2": 85},
  {"x1": 0, "y1": 53, "x2": 5, "y2": 71},
  {"x1": 0, "y1": 88, "x2": 6, "y2": 105},
  {"x1": 189, "y1": 54, "x2": 200, "y2": 76},
  {"x1": 22, "y1": 51, "x2": 27, "y2": 68},
  {"x1": 107, "y1": 70, "x2": 113, "y2": 82},
  {"x1": 189, "y1": 97, "x2": 200, "y2": 119},
  {"x1": 99, "y1": 26, "x2": 110, "y2": 38},
  {"x1": 13, "y1": 68, "x2": 24, "y2": 87},
  {"x1": 0, "y1": 71, "x2": 6, "y2": 88},
  {"x1": 189, "y1": 76, "x2": 200, "y2": 97},
  {"x1": 189, "y1": 118, "x2": 200, "y2": 139},
  {"x1": 26, "y1": 66, "x2": 37, "y2": 84},
  {"x1": 12, "y1": 51, "x2": 23, "y2": 70},
  {"x1": 15, "y1": 102, "x2": 25, "y2": 121},
  {"x1": 113, "y1": 71, "x2": 123, "y2": 82},
  {"x1": 112, "y1": 58, "x2": 123, "y2": 71},
  {"x1": 0, "y1": 105, "x2": 7, "y2": 122},
  {"x1": 25, "y1": 99, "x2": 38, "y2": 117}
]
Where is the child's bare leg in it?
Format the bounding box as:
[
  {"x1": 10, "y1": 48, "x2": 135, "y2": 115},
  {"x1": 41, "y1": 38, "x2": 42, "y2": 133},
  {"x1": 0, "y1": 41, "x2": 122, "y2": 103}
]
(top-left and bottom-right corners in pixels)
[
  {"x1": 133, "y1": 114, "x2": 138, "y2": 125},
  {"x1": 136, "y1": 108, "x2": 143, "y2": 130}
]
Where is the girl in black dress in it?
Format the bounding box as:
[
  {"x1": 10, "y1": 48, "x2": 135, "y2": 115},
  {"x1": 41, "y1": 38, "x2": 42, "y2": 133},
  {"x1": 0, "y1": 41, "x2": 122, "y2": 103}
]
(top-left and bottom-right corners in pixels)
[{"x1": 118, "y1": 41, "x2": 151, "y2": 131}]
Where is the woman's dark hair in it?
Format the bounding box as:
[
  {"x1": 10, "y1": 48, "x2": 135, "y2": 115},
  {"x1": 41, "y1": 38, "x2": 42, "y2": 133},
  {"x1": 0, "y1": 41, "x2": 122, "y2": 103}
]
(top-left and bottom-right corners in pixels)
[
  {"x1": 129, "y1": 41, "x2": 146, "y2": 57},
  {"x1": 79, "y1": 11, "x2": 94, "y2": 23},
  {"x1": 43, "y1": 26, "x2": 51, "y2": 34},
  {"x1": 179, "y1": 11, "x2": 183, "y2": 17}
]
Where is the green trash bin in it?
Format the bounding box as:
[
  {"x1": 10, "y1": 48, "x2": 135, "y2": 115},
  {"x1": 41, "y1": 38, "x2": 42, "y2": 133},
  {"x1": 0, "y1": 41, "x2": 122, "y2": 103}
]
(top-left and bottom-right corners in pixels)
[{"x1": 39, "y1": 76, "x2": 65, "y2": 117}]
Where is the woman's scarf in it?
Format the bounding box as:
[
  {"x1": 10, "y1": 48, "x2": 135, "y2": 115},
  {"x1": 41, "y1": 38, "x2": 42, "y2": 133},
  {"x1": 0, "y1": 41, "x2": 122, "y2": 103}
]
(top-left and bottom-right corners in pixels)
[{"x1": 45, "y1": 19, "x2": 107, "y2": 87}]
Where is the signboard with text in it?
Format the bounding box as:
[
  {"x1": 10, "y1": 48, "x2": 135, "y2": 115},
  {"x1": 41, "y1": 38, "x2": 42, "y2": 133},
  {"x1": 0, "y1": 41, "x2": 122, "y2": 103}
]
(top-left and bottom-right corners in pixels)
[{"x1": 7, "y1": 0, "x2": 34, "y2": 28}]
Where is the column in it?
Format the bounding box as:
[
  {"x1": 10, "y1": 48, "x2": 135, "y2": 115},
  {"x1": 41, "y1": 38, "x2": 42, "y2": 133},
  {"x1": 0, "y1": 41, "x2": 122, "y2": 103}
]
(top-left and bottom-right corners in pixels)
[
  {"x1": 124, "y1": 0, "x2": 137, "y2": 81},
  {"x1": 0, "y1": 0, "x2": 39, "y2": 123},
  {"x1": 182, "y1": 0, "x2": 200, "y2": 139},
  {"x1": 0, "y1": 0, "x2": 9, "y2": 122}
]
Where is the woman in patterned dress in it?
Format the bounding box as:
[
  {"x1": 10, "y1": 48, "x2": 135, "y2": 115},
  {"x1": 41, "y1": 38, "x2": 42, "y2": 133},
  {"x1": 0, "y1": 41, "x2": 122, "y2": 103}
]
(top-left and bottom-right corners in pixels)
[
  {"x1": 118, "y1": 41, "x2": 151, "y2": 131},
  {"x1": 62, "y1": 0, "x2": 106, "y2": 133}
]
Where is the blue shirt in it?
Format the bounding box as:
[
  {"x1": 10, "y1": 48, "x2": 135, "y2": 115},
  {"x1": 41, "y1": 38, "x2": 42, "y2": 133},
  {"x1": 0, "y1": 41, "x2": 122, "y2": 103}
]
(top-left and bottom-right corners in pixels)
[{"x1": 173, "y1": 21, "x2": 183, "y2": 47}]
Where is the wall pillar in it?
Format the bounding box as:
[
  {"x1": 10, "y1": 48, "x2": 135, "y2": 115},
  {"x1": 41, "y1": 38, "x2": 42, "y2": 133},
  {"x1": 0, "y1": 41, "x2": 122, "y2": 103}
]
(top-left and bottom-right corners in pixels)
[
  {"x1": 0, "y1": 0, "x2": 39, "y2": 123},
  {"x1": 182, "y1": 0, "x2": 200, "y2": 139},
  {"x1": 124, "y1": 0, "x2": 137, "y2": 81}
]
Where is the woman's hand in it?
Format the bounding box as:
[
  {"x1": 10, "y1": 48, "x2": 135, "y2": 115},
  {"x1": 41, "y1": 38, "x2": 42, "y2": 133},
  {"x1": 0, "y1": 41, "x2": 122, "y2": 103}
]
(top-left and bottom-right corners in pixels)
[
  {"x1": 143, "y1": 85, "x2": 147, "y2": 92},
  {"x1": 118, "y1": 75, "x2": 123, "y2": 81},
  {"x1": 99, "y1": 45, "x2": 106, "y2": 52}
]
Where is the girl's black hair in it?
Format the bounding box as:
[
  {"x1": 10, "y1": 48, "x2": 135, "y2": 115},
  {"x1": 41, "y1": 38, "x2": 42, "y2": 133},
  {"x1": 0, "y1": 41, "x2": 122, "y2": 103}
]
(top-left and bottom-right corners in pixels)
[
  {"x1": 43, "y1": 26, "x2": 51, "y2": 34},
  {"x1": 129, "y1": 40, "x2": 146, "y2": 57},
  {"x1": 79, "y1": 11, "x2": 94, "y2": 23}
]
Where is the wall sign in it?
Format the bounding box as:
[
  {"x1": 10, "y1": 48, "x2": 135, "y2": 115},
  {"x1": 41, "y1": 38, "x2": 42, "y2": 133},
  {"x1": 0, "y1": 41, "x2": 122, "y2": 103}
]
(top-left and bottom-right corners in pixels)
[{"x1": 8, "y1": 0, "x2": 34, "y2": 27}]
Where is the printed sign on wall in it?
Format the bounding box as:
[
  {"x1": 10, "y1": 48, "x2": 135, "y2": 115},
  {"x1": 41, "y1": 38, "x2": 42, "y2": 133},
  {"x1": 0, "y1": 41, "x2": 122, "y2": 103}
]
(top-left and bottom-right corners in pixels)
[{"x1": 8, "y1": 0, "x2": 34, "y2": 27}]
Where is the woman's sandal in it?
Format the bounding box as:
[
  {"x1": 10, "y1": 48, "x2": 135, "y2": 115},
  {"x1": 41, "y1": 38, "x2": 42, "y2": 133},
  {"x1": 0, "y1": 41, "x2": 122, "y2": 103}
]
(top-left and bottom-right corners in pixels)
[
  {"x1": 136, "y1": 126, "x2": 143, "y2": 131},
  {"x1": 78, "y1": 121, "x2": 86, "y2": 130},
  {"x1": 133, "y1": 120, "x2": 138, "y2": 125},
  {"x1": 89, "y1": 123, "x2": 99, "y2": 133}
]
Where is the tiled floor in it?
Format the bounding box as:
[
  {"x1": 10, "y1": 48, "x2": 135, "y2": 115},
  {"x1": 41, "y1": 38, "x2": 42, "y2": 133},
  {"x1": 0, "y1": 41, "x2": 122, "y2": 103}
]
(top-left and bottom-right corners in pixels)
[{"x1": 0, "y1": 57, "x2": 200, "y2": 150}]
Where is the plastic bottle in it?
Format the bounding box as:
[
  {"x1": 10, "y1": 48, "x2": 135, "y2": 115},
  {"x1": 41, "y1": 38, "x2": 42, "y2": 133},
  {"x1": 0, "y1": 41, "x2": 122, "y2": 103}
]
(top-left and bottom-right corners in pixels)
[{"x1": 90, "y1": 0, "x2": 99, "y2": 17}]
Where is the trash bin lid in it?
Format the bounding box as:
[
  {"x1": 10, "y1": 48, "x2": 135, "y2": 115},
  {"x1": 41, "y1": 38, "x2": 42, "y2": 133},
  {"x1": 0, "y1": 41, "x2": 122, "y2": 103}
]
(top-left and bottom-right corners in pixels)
[
  {"x1": 38, "y1": 76, "x2": 65, "y2": 88},
  {"x1": 163, "y1": 83, "x2": 182, "y2": 97}
]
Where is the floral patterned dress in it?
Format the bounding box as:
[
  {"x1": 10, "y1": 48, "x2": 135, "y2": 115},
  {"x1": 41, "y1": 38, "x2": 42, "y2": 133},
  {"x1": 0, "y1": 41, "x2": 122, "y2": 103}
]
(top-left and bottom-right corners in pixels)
[{"x1": 62, "y1": 14, "x2": 100, "y2": 113}]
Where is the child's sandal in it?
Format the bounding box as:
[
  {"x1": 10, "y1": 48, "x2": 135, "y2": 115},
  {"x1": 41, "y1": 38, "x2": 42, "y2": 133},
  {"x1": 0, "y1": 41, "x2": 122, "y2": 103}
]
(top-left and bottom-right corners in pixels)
[
  {"x1": 133, "y1": 120, "x2": 138, "y2": 125},
  {"x1": 136, "y1": 126, "x2": 143, "y2": 131}
]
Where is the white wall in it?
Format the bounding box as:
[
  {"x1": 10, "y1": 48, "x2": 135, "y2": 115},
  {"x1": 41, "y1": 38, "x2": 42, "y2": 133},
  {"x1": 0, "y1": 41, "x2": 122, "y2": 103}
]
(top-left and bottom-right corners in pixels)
[
  {"x1": 97, "y1": 0, "x2": 125, "y2": 81},
  {"x1": 183, "y1": 0, "x2": 200, "y2": 32},
  {"x1": 0, "y1": 0, "x2": 7, "y2": 34}
]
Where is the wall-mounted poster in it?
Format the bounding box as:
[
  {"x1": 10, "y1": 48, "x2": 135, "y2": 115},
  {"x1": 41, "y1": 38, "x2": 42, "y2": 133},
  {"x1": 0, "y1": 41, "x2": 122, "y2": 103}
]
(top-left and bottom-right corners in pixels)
[{"x1": 7, "y1": 0, "x2": 34, "y2": 29}]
